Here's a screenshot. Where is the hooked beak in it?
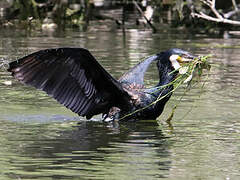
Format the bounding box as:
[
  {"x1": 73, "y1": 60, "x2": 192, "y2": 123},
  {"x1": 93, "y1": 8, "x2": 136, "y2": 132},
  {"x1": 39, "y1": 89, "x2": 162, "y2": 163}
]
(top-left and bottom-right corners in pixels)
[
  {"x1": 176, "y1": 53, "x2": 196, "y2": 64},
  {"x1": 169, "y1": 52, "x2": 197, "y2": 71}
]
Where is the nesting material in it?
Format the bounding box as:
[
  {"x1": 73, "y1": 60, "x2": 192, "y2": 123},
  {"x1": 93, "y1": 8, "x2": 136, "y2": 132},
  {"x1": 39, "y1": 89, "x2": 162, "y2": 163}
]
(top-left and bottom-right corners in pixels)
[{"x1": 119, "y1": 55, "x2": 212, "y2": 121}]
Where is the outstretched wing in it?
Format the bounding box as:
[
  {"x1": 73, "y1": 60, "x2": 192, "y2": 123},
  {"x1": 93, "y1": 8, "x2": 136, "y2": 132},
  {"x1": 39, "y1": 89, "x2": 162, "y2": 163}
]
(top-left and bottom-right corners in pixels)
[
  {"x1": 8, "y1": 48, "x2": 131, "y2": 119},
  {"x1": 118, "y1": 55, "x2": 158, "y2": 85}
]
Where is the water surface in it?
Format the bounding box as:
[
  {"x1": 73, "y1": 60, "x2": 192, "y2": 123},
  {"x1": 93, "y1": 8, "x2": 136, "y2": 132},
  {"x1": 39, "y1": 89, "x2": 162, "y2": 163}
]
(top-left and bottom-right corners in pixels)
[{"x1": 0, "y1": 28, "x2": 240, "y2": 180}]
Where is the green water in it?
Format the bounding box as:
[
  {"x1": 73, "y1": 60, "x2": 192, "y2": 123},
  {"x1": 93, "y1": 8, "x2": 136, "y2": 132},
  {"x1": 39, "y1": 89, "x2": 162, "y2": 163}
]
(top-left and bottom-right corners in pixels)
[{"x1": 0, "y1": 28, "x2": 240, "y2": 180}]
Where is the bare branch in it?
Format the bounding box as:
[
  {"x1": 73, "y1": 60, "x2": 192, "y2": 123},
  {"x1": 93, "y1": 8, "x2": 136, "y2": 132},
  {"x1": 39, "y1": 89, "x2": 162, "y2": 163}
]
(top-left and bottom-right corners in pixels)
[
  {"x1": 200, "y1": 0, "x2": 211, "y2": 7},
  {"x1": 192, "y1": 0, "x2": 240, "y2": 26},
  {"x1": 209, "y1": 0, "x2": 223, "y2": 19},
  {"x1": 212, "y1": 0, "x2": 216, "y2": 6},
  {"x1": 133, "y1": 0, "x2": 157, "y2": 33},
  {"x1": 192, "y1": 11, "x2": 222, "y2": 22},
  {"x1": 192, "y1": 11, "x2": 240, "y2": 25},
  {"x1": 200, "y1": 0, "x2": 223, "y2": 19},
  {"x1": 224, "y1": 9, "x2": 240, "y2": 19},
  {"x1": 232, "y1": 0, "x2": 238, "y2": 10}
]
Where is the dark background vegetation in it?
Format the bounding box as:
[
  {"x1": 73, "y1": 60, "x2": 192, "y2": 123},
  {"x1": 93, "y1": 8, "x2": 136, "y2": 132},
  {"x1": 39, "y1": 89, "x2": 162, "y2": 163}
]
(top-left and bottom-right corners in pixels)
[{"x1": 0, "y1": 0, "x2": 240, "y2": 33}]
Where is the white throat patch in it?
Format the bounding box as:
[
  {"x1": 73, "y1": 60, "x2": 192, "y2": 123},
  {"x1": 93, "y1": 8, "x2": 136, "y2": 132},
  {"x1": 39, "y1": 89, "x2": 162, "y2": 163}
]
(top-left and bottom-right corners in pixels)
[{"x1": 169, "y1": 54, "x2": 181, "y2": 70}]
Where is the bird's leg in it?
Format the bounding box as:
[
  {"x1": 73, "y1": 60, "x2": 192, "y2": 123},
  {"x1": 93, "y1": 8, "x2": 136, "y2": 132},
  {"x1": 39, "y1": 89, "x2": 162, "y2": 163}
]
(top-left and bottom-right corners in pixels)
[
  {"x1": 103, "y1": 116, "x2": 115, "y2": 122},
  {"x1": 102, "y1": 107, "x2": 121, "y2": 122},
  {"x1": 102, "y1": 113, "x2": 115, "y2": 122}
]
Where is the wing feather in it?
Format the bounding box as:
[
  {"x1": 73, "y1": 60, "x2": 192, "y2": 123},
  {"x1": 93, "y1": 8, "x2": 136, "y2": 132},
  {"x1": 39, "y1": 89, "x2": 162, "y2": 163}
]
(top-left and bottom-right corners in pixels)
[{"x1": 8, "y1": 48, "x2": 131, "y2": 119}]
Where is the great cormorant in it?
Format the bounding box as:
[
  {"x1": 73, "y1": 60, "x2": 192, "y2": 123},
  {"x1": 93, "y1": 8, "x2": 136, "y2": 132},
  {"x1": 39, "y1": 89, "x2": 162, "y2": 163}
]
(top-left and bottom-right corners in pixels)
[{"x1": 8, "y1": 48, "x2": 194, "y2": 121}]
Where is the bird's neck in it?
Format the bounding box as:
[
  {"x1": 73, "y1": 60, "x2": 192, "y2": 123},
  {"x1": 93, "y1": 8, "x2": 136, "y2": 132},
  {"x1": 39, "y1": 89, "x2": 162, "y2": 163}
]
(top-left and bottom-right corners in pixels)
[
  {"x1": 147, "y1": 66, "x2": 176, "y2": 118},
  {"x1": 157, "y1": 66, "x2": 176, "y2": 87},
  {"x1": 148, "y1": 66, "x2": 176, "y2": 100}
]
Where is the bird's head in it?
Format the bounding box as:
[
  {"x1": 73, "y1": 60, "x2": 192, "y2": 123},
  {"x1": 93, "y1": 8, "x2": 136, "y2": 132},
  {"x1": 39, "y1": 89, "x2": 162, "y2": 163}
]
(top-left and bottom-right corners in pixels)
[{"x1": 156, "y1": 48, "x2": 196, "y2": 72}]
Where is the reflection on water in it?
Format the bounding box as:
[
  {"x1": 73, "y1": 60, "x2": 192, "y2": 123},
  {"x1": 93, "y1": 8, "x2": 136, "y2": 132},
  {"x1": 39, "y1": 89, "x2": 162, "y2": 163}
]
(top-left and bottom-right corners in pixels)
[
  {"x1": 0, "y1": 120, "x2": 170, "y2": 179},
  {"x1": 0, "y1": 28, "x2": 240, "y2": 179}
]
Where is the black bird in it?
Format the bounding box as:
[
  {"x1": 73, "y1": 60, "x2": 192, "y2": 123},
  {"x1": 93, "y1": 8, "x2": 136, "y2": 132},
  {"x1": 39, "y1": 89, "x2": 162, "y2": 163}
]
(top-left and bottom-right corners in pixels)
[{"x1": 8, "y1": 48, "x2": 194, "y2": 121}]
